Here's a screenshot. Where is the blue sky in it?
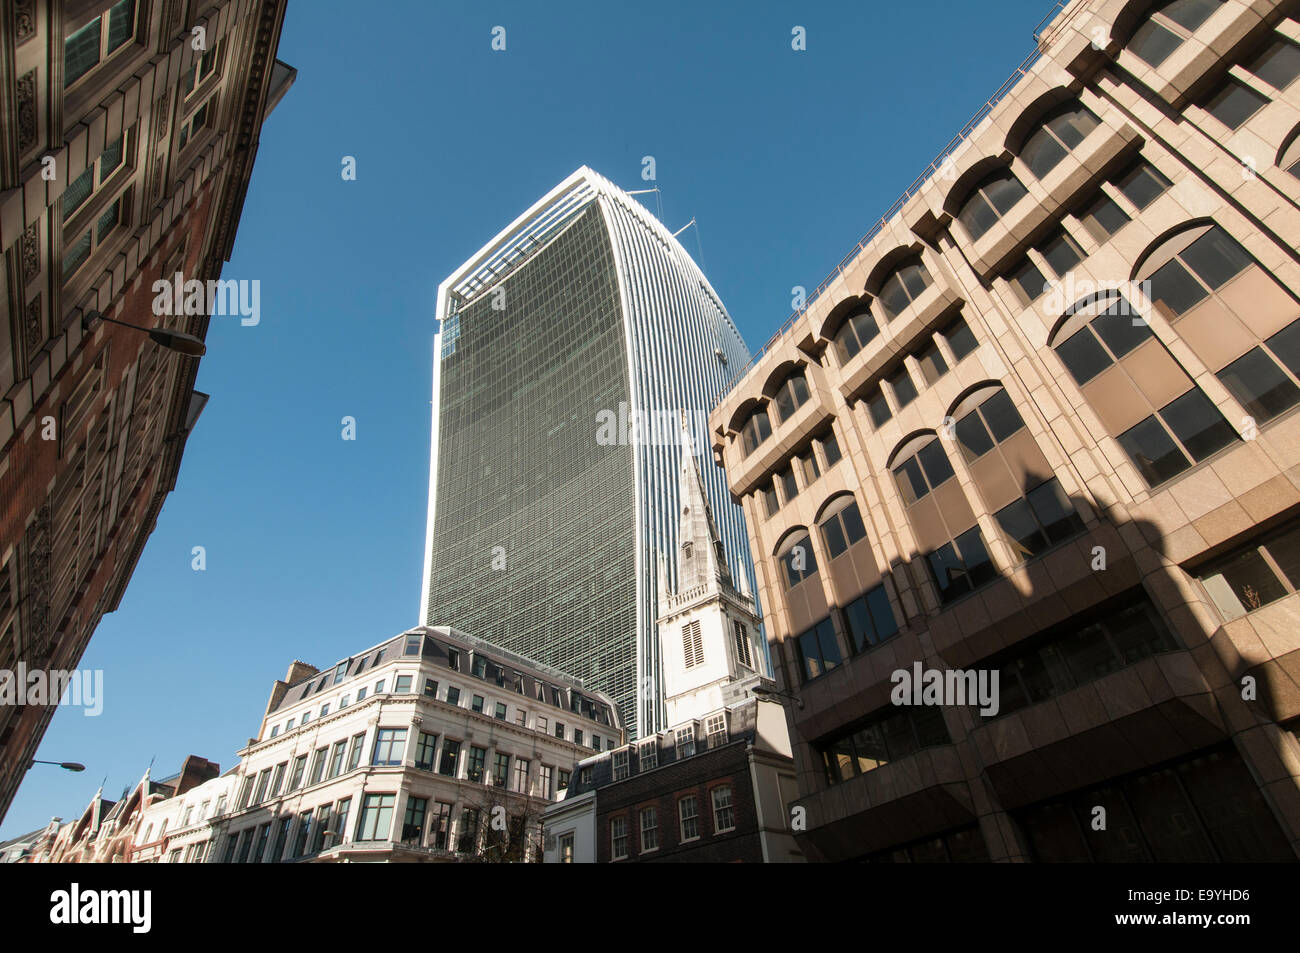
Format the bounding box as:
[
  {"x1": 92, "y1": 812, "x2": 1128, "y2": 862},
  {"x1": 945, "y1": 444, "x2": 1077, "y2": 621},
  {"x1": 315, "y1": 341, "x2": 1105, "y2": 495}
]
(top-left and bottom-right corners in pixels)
[{"x1": 2, "y1": 0, "x2": 1053, "y2": 837}]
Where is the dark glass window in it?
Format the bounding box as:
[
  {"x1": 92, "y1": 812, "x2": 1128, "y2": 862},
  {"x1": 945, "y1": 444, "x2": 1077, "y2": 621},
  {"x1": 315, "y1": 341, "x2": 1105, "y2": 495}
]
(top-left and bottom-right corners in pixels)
[
  {"x1": 1040, "y1": 228, "x2": 1085, "y2": 276},
  {"x1": 1021, "y1": 102, "x2": 1101, "y2": 179},
  {"x1": 842, "y1": 584, "x2": 899, "y2": 653},
  {"x1": 1216, "y1": 348, "x2": 1300, "y2": 422},
  {"x1": 887, "y1": 365, "x2": 918, "y2": 408},
  {"x1": 762, "y1": 483, "x2": 780, "y2": 518},
  {"x1": 957, "y1": 169, "x2": 1028, "y2": 241},
  {"x1": 796, "y1": 617, "x2": 842, "y2": 682},
  {"x1": 773, "y1": 371, "x2": 811, "y2": 422},
  {"x1": 1247, "y1": 37, "x2": 1300, "y2": 90},
  {"x1": 740, "y1": 409, "x2": 772, "y2": 456},
  {"x1": 820, "y1": 430, "x2": 842, "y2": 468},
  {"x1": 942, "y1": 315, "x2": 979, "y2": 360},
  {"x1": 927, "y1": 527, "x2": 996, "y2": 604},
  {"x1": 916, "y1": 341, "x2": 949, "y2": 385},
  {"x1": 779, "y1": 533, "x2": 818, "y2": 589},
  {"x1": 1203, "y1": 79, "x2": 1269, "y2": 130},
  {"x1": 1079, "y1": 192, "x2": 1130, "y2": 242},
  {"x1": 819, "y1": 499, "x2": 867, "y2": 559},
  {"x1": 1009, "y1": 258, "x2": 1049, "y2": 303},
  {"x1": 1198, "y1": 520, "x2": 1300, "y2": 619},
  {"x1": 1116, "y1": 162, "x2": 1173, "y2": 210},
  {"x1": 834, "y1": 308, "x2": 880, "y2": 362},
  {"x1": 866, "y1": 387, "x2": 893, "y2": 429},
  {"x1": 995, "y1": 479, "x2": 1084, "y2": 561},
  {"x1": 877, "y1": 259, "x2": 933, "y2": 319}
]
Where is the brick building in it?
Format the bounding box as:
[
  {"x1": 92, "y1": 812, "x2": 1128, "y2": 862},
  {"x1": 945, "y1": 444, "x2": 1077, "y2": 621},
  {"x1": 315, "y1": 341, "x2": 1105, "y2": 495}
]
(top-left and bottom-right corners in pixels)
[
  {"x1": 709, "y1": 0, "x2": 1300, "y2": 862},
  {"x1": 0, "y1": 0, "x2": 293, "y2": 821}
]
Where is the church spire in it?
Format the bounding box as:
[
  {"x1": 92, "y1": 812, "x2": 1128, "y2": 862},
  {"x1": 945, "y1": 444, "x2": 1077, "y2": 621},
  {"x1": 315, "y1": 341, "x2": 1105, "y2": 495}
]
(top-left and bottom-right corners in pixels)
[{"x1": 675, "y1": 413, "x2": 732, "y2": 592}]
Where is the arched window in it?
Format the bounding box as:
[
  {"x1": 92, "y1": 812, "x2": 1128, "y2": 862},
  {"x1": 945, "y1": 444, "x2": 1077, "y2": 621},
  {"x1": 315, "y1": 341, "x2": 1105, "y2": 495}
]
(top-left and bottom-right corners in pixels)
[
  {"x1": 772, "y1": 369, "x2": 811, "y2": 423},
  {"x1": 1020, "y1": 102, "x2": 1101, "y2": 179},
  {"x1": 1280, "y1": 130, "x2": 1300, "y2": 179},
  {"x1": 739, "y1": 407, "x2": 772, "y2": 457},
  {"x1": 1051, "y1": 293, "x2": 1237, "y2": 486},
  {"x1": 1127, "y1": 0, "x2": 1226, "y2": 68},
  {"x1": 876, "y1": 258, "x2": 933, "y2": 320},
  {"x1": 776, "y1": 531, "x2": 818, "y2": 590},
  {"x1": 833, "y1": 306, "x2": 880, "y2": 363},
  {"x1": 891, "y1": 435, "x2": 995, "y2": 604},
  {"x1": 1142, "y1": 224, "x2": 1300, "y2": 424},
  {"x1": 817, "y1": 495, "x2": 868, "y2": 560},
  {"x1": 951, "y1": 387, "x2": 1083, "y2": 562},
  {"x1": 956, "y1": 169, "x2": 1029, "y2": 241}
]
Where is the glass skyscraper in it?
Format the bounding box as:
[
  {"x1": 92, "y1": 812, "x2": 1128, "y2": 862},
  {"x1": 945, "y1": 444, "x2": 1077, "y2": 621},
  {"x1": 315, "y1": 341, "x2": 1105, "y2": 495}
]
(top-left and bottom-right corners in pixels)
[{"x1": 421, "y1": 166, "x2": 761, "y2": 737}]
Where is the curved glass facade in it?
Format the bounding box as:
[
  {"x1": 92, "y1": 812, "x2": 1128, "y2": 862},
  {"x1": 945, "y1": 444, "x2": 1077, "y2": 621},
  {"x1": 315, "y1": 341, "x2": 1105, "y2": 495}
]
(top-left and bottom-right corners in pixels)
[{"x1": 422, "y1": 168, "x2": 761, "y2": 736}]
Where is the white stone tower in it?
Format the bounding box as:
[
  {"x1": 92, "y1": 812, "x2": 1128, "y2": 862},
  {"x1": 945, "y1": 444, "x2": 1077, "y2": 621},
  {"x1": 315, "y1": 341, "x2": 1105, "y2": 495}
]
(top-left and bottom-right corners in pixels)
[{"x1": 656, "y1": 418, "x2": 766, "y2": 725}]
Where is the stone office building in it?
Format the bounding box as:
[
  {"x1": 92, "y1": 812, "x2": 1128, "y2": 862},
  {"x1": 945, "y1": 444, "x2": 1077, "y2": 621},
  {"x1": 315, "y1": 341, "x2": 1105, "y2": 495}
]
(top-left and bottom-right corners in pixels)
[
  {"x1": 203, "y1": 626, "x2": 622, "y2": 863},
  {"x1": 709, "y1": 0, "x2": 1300, "y2": 862},
  {"x1": 0, "y1": 0, "x2": 294, "y2": 822}
]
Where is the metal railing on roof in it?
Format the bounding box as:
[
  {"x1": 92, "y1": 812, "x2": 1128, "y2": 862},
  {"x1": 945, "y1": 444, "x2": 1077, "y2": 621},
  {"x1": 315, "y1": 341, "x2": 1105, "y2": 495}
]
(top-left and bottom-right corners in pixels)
[{"x1": 710, "y1": 0, "x2": 1093, "y2": 414}]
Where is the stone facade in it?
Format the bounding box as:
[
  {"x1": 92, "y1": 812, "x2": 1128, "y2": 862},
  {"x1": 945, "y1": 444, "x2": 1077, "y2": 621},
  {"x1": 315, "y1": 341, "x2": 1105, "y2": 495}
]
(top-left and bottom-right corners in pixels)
[{"x1": 709, "y1": 0, "x2": 1300, "y2": 862}]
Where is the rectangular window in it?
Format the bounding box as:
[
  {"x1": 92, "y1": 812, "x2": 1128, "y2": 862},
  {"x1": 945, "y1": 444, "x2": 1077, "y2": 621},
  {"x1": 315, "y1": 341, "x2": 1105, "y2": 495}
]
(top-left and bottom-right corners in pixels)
[
  {"x1": 251, "y1": 769, "x2": 270, "y2": 805},
  {"x1": 842, "y1": 584, "x2": 899, "y2": 653},
  {"x1": 458, "y1": 808, "x2": 480, "y2": 853},
  {"x1": 866, "y1": 387, "x2": 893, "y2": 429},
  {"x1": 423, "y1": 678, "x2": 438, "y2": 697},
  {"x1": 1079, "y1": 191, "x2": 1131, "y2": 242},
  {"x1": 1039, "y1": 227, "x2": 1085, "y2": 277},
  {"x1": 558, "y1": 769, "x2": 571, "y2": 792},
  {"x1": 555, "y1": 722, "x2": 565, "y2": 740},
  {"x1": 1203, "y1": 77, "x2": 1269, "y2": 130},
  {"x1": 328, "y1": 740, "x2": 347, "y2": 778},
  {"x1": 492, "y1": 752, "x2": 510, "y2": 787},
  {"x1": 270, "y1": 817, "x2": 291, "y2": 862},
  {"x1": 394, "y1": 675, "x2": 412, "y2": 693},
  {"x1": 347, "y1": 732, "x2": 365, "y2": 771},
  {"x1": 430, "y1": 803, "x2": 451, "y2": 850},
  {"x1": 613, "y1": 749, "x2": 630, "y2": 781},
  {"x1": 886, "y1": 365, "x2": 918, "y2": 408},
  {"x1": 371, "y1": 728, "x2": 407, "y2": 767},
  {"x1": 675, "y1": 725, "x2": 696, "y2": 758},
  {"x1": 611, "y1": 817, "x2": 629, "y2": 860},
  {"x1": 494, "y1": 701, "x2": 508, "y2": 720},
  {"x1": 733, "y1": 619, "x2": 753, "y2": 669},
  {"x1": 559, "y1": 832, "x2": 574, "y2": 863},
  {"x1": 415, "y1": 731, "x2": 438, "y2": 771},
  {"x1": 471, "y1": 694, "x2": 485, "y2": 713},
  {"x1": 777, "y1": 466, "x2": 799, "y2": 502},
  {"x1": 309, "y1": 748, "x2": 327, "y2": 786},
  {"x1": 762, "y1": 482, "x2": 780, "y2": 517},
  {"x1": 712, "y1": 786, "x2": 736, "y2": 833},
  {"x1": 640, "y1": 807, "x2": 659, "y2": 852},
  {"x1": 705, "y1": 712, "x2": 728, "y2": 749},
  {"x1": 1246, "y1": 36, "x2": 1300, "y2": 91},
  {"x1": 445, "y1": 686, "x2": 460, "y2": 705},
  {"x1": 438, "y1": 739, "x2": 461, "y2": 776},
  {"x1": 468, "y1": 746, "x2": 487, "y2": 782},
  {"x1": 404, "y1": 634, "x2": 423, "y2": 656},
  {"x1": 356, "y1": 794, "x2": 395, "y2": 842},
  {"x1": 513, "y1": 757, "x2": 530, "y2": 793},
  {"x1": 402, "y1": 796, "x2": 428, "y2": 842},
  {"x1": 916, "y1": 341, "x2": 950, "y2": 385},
  {"x1": 679, "y1": 797, "x2": 700, "y2": 842},
  {"x1": 310, "y1": 804, "x2": 332, "y2": 854},
  {"x1": 796, "y1": 616, "x2": 842, "y2": 681},
  {"x1": 926, "y1": 527, "x2": 997, "y2": 604},
  {"x1": 1115, "y1": 161, "x2": 1173, "y2": 211},
  {"x1": 288, "y1": 755, "x2": 306, "y2": 791},
  {"x1": 330, "y1": 798, "x2": 351, "y2": 849},
  {"x1": 1009, "y1": 258, "x2": 1049, "y2": 304},
  {"x1": 1198, "y1": 520, "x2": 1300, "y2": 620},
  {"x1": 942, "y1": 315, "x2": 979, "y2": 361},
  {"x1": 292, "y1": 812, "x2": 312, "y2": 858},
  {"x1": 820, "y1": 429, "x2": 842, "y2": 468},
  {"x1": 798, "y1": 448, "x2": 821, "y2": 486},
  {"x1": 538, "y1": 764, "x2": 554, "y2": 799}
]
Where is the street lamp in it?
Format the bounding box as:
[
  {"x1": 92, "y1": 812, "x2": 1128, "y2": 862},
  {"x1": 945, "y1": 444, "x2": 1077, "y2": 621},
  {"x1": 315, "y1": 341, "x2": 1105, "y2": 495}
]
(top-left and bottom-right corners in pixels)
[
  {"x1": 28, "y1": 760, "x2": 86, "y2": 772},
  {"x1": 82, "y1": 310, "x2": 207, "y2": 357}
]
